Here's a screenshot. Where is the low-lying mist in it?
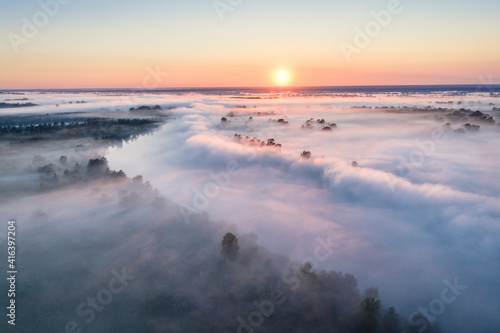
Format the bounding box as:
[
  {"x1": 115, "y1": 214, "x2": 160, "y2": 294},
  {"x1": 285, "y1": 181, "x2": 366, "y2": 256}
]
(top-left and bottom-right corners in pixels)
[
  {"x1": 105, "y1": 93, "x2": 500, "y2": 332},
  {"x1": 0, "y1": 90, "x2": 499, "y2": 332}
]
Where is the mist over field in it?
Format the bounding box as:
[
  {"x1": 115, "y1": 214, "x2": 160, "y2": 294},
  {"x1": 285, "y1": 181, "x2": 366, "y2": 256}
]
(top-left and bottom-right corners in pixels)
[
  {"x1": 105, "y1": 91, "x2": 500, "y2": 331},
  {"x1": 0, "y1": 88, "x2": 499, "y2": 332}
]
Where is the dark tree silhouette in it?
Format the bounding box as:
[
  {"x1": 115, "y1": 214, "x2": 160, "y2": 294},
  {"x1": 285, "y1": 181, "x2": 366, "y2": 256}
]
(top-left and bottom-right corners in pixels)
[
  {"x1": 382, "y1": 306, "x2": 399, "y2": 333},
  {"x1": 301, "y1": 151, "x2": 312, "y2": 159},
  {"x1": 87, "y1": 157, "x2": 109, "y2": 175},
  {"x1": 221, "y1": 232, "x2": 239, "y2": 257},
  {"x1": 361, "y1": 297, "x2": 381, "y2": 315},
  {"x1": 358, "y1": 297, "x2": 382, "y2": 333}
]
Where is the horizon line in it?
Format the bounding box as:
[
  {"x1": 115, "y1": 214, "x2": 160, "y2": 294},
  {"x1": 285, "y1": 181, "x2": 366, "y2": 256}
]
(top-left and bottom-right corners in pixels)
[{"x1": 2, "y1": 83, "x2": 500, "y2": 92}]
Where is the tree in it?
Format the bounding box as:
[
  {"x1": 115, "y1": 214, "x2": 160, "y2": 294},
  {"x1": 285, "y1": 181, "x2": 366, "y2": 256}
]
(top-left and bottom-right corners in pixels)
[
  {"x1": 221, "y1": 232, "x2": 239, "y2": 257},
  {"x1": 301, "y1": 151, "x2": 312, "y2": 159},
  {"x1": 87, "y1": 157, "x2": 108, "y2": 176},
  {"x1": 358, "y1": 297, "x2": 381, "y2": 333},
  {"x1": 381, "y1": 306, "x2": 399, "y2": 333},
  {"x1": 361, "y1": 297, "x2": 381, "y2": 314}
]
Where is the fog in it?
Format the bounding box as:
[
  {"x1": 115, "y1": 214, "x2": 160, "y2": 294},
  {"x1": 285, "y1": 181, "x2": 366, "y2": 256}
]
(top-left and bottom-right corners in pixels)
[
  {"x1": 1, "y1": 90, "x2": 499, "y2": 332},
  {"x1": 105, "y1": 92, "x2": 500, "y2": 332}
]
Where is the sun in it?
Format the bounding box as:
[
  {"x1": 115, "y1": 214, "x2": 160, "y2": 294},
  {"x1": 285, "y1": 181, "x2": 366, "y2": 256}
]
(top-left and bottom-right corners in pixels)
[{"x1": 274, "y1": 69, "x2": 291, "y2": 86}]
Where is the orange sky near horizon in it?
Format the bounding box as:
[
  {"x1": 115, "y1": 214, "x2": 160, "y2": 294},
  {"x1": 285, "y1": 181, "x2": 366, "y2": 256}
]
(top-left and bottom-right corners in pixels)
[
  {"x1": 2, "y1": 52, "x2": 498, "y2": 89},
  {"x1": 1, "y1": 0, "x2": 499, "y2": 89}
]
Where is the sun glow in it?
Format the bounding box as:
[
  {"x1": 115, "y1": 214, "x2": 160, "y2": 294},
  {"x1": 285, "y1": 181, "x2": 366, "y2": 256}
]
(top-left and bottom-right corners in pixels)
[{"x1": 274, "y1": 70, "x2": 291, "y2": 86}]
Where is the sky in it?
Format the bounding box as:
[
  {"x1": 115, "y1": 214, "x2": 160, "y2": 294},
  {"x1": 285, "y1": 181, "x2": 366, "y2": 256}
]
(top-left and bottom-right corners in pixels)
[{"x1": 1, "y1": 0, "x2": 500, "y2": 88}]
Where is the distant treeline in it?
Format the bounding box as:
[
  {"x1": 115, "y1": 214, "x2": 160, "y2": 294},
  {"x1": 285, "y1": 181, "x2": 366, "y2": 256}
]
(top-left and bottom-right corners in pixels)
[
  {"x1": 0, "y1": 117, "x2": 161, "y2": 142},
  {"x1": 0, "y1": 101, "x2": 37, "y2": 108},
  {"x1": 130, "y1": 105, "x2": 162, "y2": 111}
]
